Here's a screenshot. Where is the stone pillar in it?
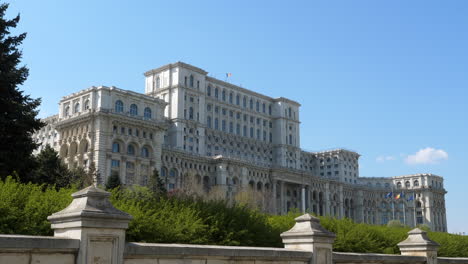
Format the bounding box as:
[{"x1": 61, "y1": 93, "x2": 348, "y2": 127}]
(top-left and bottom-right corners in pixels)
[
  {"x1": 398, "y1": 228, "x2": 440, "y2": 264},
  {"x1": 280, "y1": 181, "x2": 285, "y2": 214},
  {"x1": 272, "y1": 179, "x2": 278, "y2": 214},
  {"x1": 48, "y1": 185, "x2": 132, "y2": 264},
  {"x1": 338, "y1": 185, "x2": 344, "y2": 219},
  {"x1": 301, "y1": 185, "x2": 306, "y2": 213},
  {"x1": 324, "y1": 183, "x2": 330, "y2": 216},
  {"x1": 281, "y1": 214, "x2": 335, "y2": 264}
]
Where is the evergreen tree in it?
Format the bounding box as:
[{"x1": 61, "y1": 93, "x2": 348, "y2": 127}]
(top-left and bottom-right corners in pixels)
[
  {"x1": 105, "y1": 171, "x2": 121, "y2": 190},
  {"x1": 30, "y1": 145, "x2": 70, "y2": 188},
  {"x1": 148, "y1": 169, "x2": 166, "y2": 196},
  {"x1": 0, "y1": 3, "x2": 44, "y2": 179}
]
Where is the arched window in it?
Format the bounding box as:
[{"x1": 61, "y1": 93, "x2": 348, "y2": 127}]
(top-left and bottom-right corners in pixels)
[
  {"x1": 169, "y1": 168, "x2": 177, "y2": 177},
  {"x1": 141, "y1": 147, "x2": 150, "y2": 158},
  {"x1": 207, "y1": 85, "x2": 211, "y2": 96},
  {"x1": 115, "y1": 100, "x2": 123, "y2": 113},
  {"x1": 189, "y1": 75, "x2": 194, "y2": 87},
  {"x1": 127, "y1": 145, "x2": 135, "y2": 155},
  {"x1": 414, "y1": 180, "x2": 419, "y2": 187},
  {"x1": 215, "y1": 88, "x2": 219, "y2": 99},
  {"x1": 64, "y1": 106, "x2": 70, "y2": 117},
  {"x1": 416, "y1": 201, "x2": 422, "y2": 208},
  {"x1": 130, "y1": 104, "x2": 138, "y2": 116},
  {"x1": 397, "y1": 182, "x2": 402, "y2": 188},
  {"x1": 84, "y1": 99, "x2": 90, "y2": 110},
  {"x1": 112, "y1": 142, "x2": 120, "y2": 153},
  {"x1": 405, "y1": 181, "x2": 410, "y2": 188},
  {"x1": 74, "y1": 103, "x2": 80, "y2": 113},
  {"x1": 144, "y1": 107, "x2": 152, "y2": 119},
  {"x1": 161, "y1": 167, "x2": 167, "y2": 177},
  {"x1": 156, "y1": 77, "x2": 160, "y2": 89}
]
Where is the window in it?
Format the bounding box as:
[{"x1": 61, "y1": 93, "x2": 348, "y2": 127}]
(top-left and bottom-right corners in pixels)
[
  {"x1": 236, "y1": 94, "x2": 240, "y2": 105},
  {"x1": 215, "y1": 88, "x2": 219, "y2": 99},
  {"x1": 207, "y1": 116, "x2": 212, "y2": 128},
  {"x1": 236, "y1": 124, "x2": 240, "y2": 135},
  {"x1": 111, "y1": 160, "x2": 120, "y2": 168},
  {"x1": 112, "y1": 142, "x2": 120, "y2": 153},
  {"x1": 243, "y1": 125, "x2": 247, "y2": 136},
  {"x1": 249, "y1": 99, "x2": 253, "y2": 109},
  {"x1": 414, "y1": 180, "x2": 419, "y2": 187},
  {"x1": 115, "y1": 100, "x2": 123, "y2": 113},
  {"x1": 189, "y1": 107, "x2": 194, "y2": 120},
  {"x1": 397, "y1": 182, "x2": 402, "y2": 188},
  {"x1": 84, "y1": 100, "x2": 90, "y2": 110},
  {"x1": 189, "y1": 75, "x2": 194, "y2": 87},
  {"x1": 207, "y1": 85, "x2": 211, "y2": 96},
  {"x1": 127, "y1": 145, "x2": 135, "y2": 155},
  {"x1": 141, "y1": 147, "x2": 150, "y2": 158},
  {"x1": 156, "y1": 77, "x2": 161, "y2": 88},
  {"x1": 405, "y1": 181, "x2": 410, "y2": 188},
  {"x1": 222, "y1": 90, "x2": 226, "y2": 101},
  {"x1": 256, "y1": 101, "x2": 259, "y2": 112},
  {"x1": 229, "y1": 93, "x2": 233, "y2": 103},
  {"x1": 229, "y1": 122, "x2": 233, "y2": 133},
  {"x1": 250, "y1": 127, "x2": 254, "y2": 138},
  {"x1": 222, "y1": 120, "x2": 226, "y2": 131},
  {"x1": 144, "y1": 107, "x2": 152, "y2": 119},
  {"x1": 130, "y1": 104, "x2": 138, "y2": 116},
  {"x1": 262, "y1": 103, "x2": 266, "y2": 113},
  {"x1": 268, "y1": 105, "x2": 272, "y2": 115},
  {"x1": 243, "y1": 97, "x2": 247, "y2": 108},
  {"x1": 214, "y1": 118, "x2": 219, "y2": 130},
  {"x1": 72, "y1": 103, "x2": 79, "y2": 114}
]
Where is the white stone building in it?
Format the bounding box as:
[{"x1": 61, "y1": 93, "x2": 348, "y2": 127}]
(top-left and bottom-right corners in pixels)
[{"x1": 33, "y1": 62, "x2": 447, "y2": 232}]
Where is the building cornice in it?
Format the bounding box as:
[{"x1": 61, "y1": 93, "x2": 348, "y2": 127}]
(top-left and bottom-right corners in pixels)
[{"x1": 144, "y1": 62, "x2": 208, "y2": 77}]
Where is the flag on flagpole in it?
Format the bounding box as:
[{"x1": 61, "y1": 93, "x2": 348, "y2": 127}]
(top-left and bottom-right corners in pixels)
[
  {"x1": 395, "y1": 192, "x2": 402, "y2": 200},
  {"x1": 407, "y1": 195, "x2": 414, "y2": 201},
  {"x1": 385, "y1": 192, "x2": 393, "y2": 199},
  {"x1": 226, "y1": 73, "x2": 232, "y2": 78}
]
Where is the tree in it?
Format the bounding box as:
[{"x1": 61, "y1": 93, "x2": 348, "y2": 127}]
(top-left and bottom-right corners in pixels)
[
  {"x1": 148, "y1": 169, "x2": 166, "y2": 197},
  {"x1": 0, "y1": 3, "x2": 44, "y2": 179},
  {"x1": 30, "y1": 145, "x2": 70, "y2": 188},
  {"x1": 69, "y1": 162, "x2": 97, "y2": 188},
  {"x1": 105, "y1": 171, "x2": 121, "y2": 190}
]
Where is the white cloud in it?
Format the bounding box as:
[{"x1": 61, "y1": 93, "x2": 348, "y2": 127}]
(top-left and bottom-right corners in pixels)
[
  {"x1": 405, "y1": 147, "x2": 448, "y2": 165},
  {"x1": 376, "y1": 155, "x2": 395, "y2": 162}
]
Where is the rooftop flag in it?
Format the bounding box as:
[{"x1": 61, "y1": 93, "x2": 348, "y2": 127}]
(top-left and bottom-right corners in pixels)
[{"x1": 226, "y1": 73, "x2": 232, "y2": 78}]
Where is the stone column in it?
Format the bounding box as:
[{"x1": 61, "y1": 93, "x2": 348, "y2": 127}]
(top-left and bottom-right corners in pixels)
[
  {"x1": 301, "y1": 185, "x2": 306, "y2": 213},
  {"x1": 281, "y1": 214, "x2": 335, "y2": 264},
  {"x1": 280, "y1": 181, "x2": 285, "y2": 214},
  {"x1": 338, "y1": 185, "x2": 344, "y2": 219},
  {"x1": 48, "y1": 185, "x2": 133, "y2": 264},
  {"x1": 398, "y1": 228, "x2": 440, "y2": 264},
  {"x1": 272, "y1": 179, "x2": 277, "y2": 214},
  {"x1": 324, "y1": 183, "x2": 331, "y2": 216}
]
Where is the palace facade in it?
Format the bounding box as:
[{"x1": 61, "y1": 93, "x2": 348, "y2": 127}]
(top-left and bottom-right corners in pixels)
[{"x1": 33, "y1": 62, "x2": 447, "y2": 231}]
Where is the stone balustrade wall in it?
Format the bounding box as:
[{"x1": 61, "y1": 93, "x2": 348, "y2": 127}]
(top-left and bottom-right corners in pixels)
[{"x1": 0, "y1": 185, "x2": 465, "y2": 264}]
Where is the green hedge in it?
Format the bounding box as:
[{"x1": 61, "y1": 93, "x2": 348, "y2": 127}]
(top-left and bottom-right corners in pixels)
[{"x1": 0, "y1": 177, "x2": 467, "y2": 257}]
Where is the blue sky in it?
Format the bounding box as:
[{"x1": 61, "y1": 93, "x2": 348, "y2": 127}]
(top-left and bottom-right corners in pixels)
[{"x1": 5, "y1": 0, "x2": 468, "y2": 233}]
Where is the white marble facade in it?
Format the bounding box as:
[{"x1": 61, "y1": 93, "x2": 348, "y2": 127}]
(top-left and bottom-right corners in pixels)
[{"x1": 33, "y1": 62, "x2": 447, "y2": 232}]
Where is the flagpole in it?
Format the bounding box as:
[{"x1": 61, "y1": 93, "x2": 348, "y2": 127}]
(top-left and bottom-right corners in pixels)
[
  {"x1": 403, "y1": 193, "x2": 406, "y2": 226},
  {"x1": 413, "y1": 191, "x2": 417, "y2": 227},
  {"x1": 391, "y1": 187, "x2": 395, "y2": 220}
]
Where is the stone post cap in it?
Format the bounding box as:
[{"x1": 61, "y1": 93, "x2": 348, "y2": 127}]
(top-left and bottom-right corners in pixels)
[
  {"x1": 281, "y1": 214, "x2": 336, "y2": 240},
  {"x1": 397, "y1": 228, "x2": 439, "y2": 250},
  {"x1": 48, "y1": 185, "x2": 133, "y2": 229}
]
